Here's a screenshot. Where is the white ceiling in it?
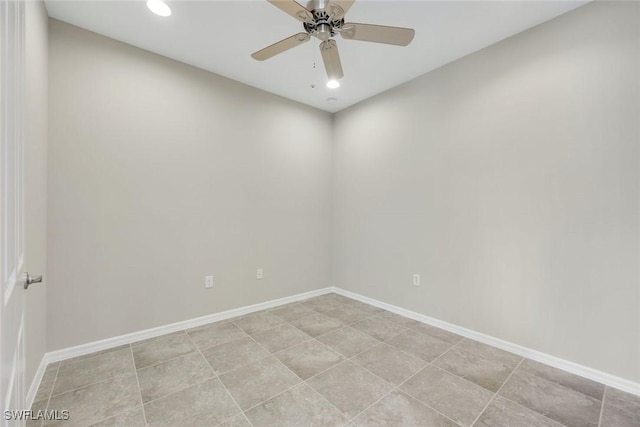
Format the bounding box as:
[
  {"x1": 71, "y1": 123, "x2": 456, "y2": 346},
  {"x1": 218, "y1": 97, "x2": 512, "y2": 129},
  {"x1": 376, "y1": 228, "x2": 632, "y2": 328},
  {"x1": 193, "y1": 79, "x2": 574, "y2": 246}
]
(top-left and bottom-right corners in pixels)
[{"x1": 45, "y1": 0, "x2": 587, "y2": 113}]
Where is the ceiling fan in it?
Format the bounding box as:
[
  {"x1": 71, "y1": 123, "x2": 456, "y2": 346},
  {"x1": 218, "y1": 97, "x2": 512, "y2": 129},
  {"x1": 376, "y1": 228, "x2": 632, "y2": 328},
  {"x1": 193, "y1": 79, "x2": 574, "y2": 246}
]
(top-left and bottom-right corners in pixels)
[{"x1": 251, "y1": 0, "x2": 415, "y2": 85}]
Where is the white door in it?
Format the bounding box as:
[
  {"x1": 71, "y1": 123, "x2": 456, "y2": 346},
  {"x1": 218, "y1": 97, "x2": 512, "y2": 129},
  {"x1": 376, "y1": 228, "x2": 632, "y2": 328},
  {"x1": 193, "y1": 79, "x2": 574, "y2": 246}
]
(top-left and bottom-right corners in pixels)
[{"x1": 0, "y1": 0, "x2": 27, "y2": 424}]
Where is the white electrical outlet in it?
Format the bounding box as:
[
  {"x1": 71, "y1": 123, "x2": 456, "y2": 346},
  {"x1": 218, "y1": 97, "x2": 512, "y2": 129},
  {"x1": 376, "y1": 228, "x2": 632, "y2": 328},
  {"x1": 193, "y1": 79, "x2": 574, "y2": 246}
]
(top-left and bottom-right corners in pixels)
[
  {"x1": 412, "y1": 274, "x2": 420, "y2": 286},
  {"x1": 205, "y1": 275, "x2": 214, "y2": 289},
  {"x1": 257, "y1": 268, "x2": 263, "y2": 280}
]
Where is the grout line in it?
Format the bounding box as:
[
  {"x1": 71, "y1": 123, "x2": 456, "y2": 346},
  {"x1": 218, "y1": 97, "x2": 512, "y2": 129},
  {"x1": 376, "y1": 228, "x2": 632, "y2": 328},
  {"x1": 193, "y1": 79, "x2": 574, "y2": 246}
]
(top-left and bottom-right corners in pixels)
[
  {"x1": 47, "y1": 370, "x2": 133, "y2": 400},
  {"x1": 342, "y1": 386, "x2": 395, "y2": 423},
  {"x1": 332, "y1": 338, "x2": 453, "y2": 423},
  {"x1": 427, "y1": 343, "x2": 459, "y2": 367},
  {"x1": 235, "y1": 335, "x2": 305, "y2": 417},
  {"x1": 129, "y1": 344, "x2": 148, "y2": 427},
  {"x1": 498, "y1": 362, "x2": 608, "y2": 410},
  {"x1": 134, "y1": 350, "x2": 197, "y2": 372},
  {"x1": 190, "y1": 332, "x2": 253, "y2": 355},
  {"x1": 597, "y1": 386, "x2": 607, "y2": 427},
  {"x1": 347, "y1": 353, "x2": 461, "y2": 426},
  {"x1": 308, "y1": 324, "x2": 348, "y2": 341},
  {"x1": 85, "y1": 408, "x2": 140, "y2": 427},
  {"x1": 185, "y1": 331, "x2": 255, "y2": 427},
  {"x1": 140, "y1": 374, "x2": 216, "y2": 407},
  {"x1": 38, "y1": 362, "x2": 61, "y2": 427},
  {"x1": 340, "y1": 324, "x2": 483, "y2": 426},
  {"x1": 46, "y1": 346, "x2": 153, "y2": 400},
  {"x1": 244, "y1": 332, "x2": 348, "y2": 419},
  {"x1": 348, "y1": 341, "x2": 386, "y2": 360},
  {"x1": 245, "y1": 333, "x2": 304, "y2": 381},
  {"x1": 81, "y1": 346, "x2": 148, "y2": 427},
  {"x1": 470, "y1": 357, "x2": 524, "y2": 426},
  {"x1": 239, "y1": 382, "x2": 302, "y2": 416},
  {"x1": 61, "y1": 343, "x2": 131, "y2": 365},
  {"x1": 204, "y1": 347, "x2": 272, "y2": 378},
  {"x1": 301, "y1": 355, "x2": 351, "y2": 383}
]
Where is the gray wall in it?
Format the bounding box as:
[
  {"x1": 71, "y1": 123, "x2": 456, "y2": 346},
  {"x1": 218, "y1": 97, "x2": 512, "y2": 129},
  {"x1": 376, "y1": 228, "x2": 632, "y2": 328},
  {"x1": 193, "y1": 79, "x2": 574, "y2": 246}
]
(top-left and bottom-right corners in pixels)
[
  {"x1": 25, "y1": 0, "x2": 48, "y2": 387},
  {"x1": 47, "y1": 20, "x2": 332, "y2": 350},
  {"x1": 332, "y1": 1, "x2": 640, "y2": 382}
]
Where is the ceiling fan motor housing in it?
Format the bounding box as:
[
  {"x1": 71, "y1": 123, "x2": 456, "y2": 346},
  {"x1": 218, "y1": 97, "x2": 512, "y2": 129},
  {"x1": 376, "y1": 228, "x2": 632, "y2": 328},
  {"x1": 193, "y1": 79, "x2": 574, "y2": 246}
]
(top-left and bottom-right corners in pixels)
[{"x1": 303, "y1": 8, "x2": 344, "y2": 41}]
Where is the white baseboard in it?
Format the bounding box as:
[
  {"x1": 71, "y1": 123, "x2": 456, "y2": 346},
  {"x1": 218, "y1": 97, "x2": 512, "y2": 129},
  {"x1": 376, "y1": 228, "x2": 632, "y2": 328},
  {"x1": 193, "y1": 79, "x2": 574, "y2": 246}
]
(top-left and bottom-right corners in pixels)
[
  {"x1": 26, "y1": 287, "x2": 334, "y2": 408},
  {"x1": 331, "y1": 287, "x2": 640, "y2": 397},
  {"x1": 27, "y1": 285, "x2": 639, "y2": 409}
]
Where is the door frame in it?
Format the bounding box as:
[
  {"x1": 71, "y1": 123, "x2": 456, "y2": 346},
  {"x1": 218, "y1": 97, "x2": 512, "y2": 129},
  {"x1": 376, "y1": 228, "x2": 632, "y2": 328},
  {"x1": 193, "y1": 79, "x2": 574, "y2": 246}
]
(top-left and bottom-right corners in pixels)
[{"x1": 1, "y1": 0, "x2": 27, "y2": 421}]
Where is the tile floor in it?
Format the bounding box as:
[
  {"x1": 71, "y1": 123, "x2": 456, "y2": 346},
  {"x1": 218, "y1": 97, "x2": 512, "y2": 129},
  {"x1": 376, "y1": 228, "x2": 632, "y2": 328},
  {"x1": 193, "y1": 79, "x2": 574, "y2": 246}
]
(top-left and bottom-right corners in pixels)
[{"x1": 30, "y1": 293, "x2": 640, "y2": 427}]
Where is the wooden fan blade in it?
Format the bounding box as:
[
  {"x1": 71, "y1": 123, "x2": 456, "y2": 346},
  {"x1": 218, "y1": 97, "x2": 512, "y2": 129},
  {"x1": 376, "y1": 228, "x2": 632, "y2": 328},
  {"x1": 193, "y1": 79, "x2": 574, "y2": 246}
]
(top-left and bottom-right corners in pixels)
[
  {"x1": 341, "y1": 23, "x2": 415, "y2": 46},
  {"x1": 320, "y1": 39, "x2": 344, "y2": 81},
  {"x1": 327, "y1": 0, "x2": 354, "y2": 20},
  {"x1": 267, "y1": 0, "x2": 313, "y2": 23},
  {"x1": 331, "y1": 0, "x2": 355, "y2": 17},
  {"x1": 251, "y1": 33, "x2": 311, "y2": 61}
]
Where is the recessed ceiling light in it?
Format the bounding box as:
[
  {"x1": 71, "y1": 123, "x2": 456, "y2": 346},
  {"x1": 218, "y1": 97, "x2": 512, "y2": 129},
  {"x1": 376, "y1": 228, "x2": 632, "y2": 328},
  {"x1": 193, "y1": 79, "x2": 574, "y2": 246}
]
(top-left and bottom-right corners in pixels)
[
  {"x1": 327, "y1": 97, "x2": 338, "y2": 103},
  {"x1": 326, "y1": 80, "x2": 340, "y2": 89},
  {"x1": 147, "y1": 0, "x2": 171, "y2": 17}
]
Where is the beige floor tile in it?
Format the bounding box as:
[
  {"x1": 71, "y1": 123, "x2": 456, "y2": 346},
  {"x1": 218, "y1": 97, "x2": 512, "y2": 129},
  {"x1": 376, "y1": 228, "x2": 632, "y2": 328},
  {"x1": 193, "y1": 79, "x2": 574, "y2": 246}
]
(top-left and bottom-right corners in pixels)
[
  {"x1": 399, "y1": 366, "x2": 493, "y2": 426},
  {"x1": 351, "y1": 317, "x2": 407, "y2": 341},
  {"x1": 289, "y1": 312, "x2": 343, "y2": 337},
  {"x1": 33, "y1": 362, "x2": 60, "y2": 404},
  {"x1": 413, "y1": 323, "x2": 464, "y2": 345},
  {"x1": 132, "y1": 332, "x2": 196, "y2": 369},
  {"x1": 276, "y1": 340, "x2": 344, "y2": 380},
  {"x1": 53, "y1": 348, "x2": 134, "y2": 396},
  {"x1": 475, "y1": 396, "x2": 562, "y2": 427},
  {"x1": 62, "y1": 345, "x2": 130, "y2": 364},
  {"x1": 307, "y1": 361, "x2": 392, "y2": 419},
  {"x1": 600, "y1": 403, "x2": 640, "y2": 427},
  {"x1": 316, "y1": 327, "x2": 380, "y2": 358},
  {"x1": 303, "y1": 296, "x2": 345, "y2": 313},
  {"x1": 232, "y1": 312, "x2": 284, "y2": 335},
  {"x1": 340, "y1": 301, "x2": 383, "y2": 316},
  {"x1": 323, "y1": 305, "x2": 375, "y2": 325},
  {"x1": 352, "y1": 343, "x2": 426, "y2": 386},
  {"x1": 605, "y1": 386, "x2": 640, "y2": 414},
  {"x1": 27, "y1": 399, "x2": 47, "y2": 427},
  {"x1": 251, "y1": 323, "x2": 312, "y2": 353},
  {"x1": 457, "y1": 339, "x2": 521, "y2": 370},
  {"x1": 499, "y1": 371, "x2": 601, "y2": 427},
  {"x1": 353, "y1": 390, "x2": 457, "y2": 427},
  {"x1": 218, "y1": 415, "x2": 252, "y2": 427},
  {"x1": 518, "y1": 359, "x2": 604, "y2": 400},
  {"x1": 324, "y1": 294, "x2": 358, "y2": 305},
  {"x1": 386, "y1": 329, "x2": 451, "y2": 362},
  {"x1": 201, "y1": 336, "x2": 270, "y2": 374},
  {"x1": 186, "y1": 321, "x2": 247, "y2": 350},
  {"x1": 137, "y1": 352, "x2": 213, "y2": 402},
  {"x1": 269, "y1": 303, "x2": 319, "y2": 323},
  {"x1": 88, "y1": 408, "x2": 146, "y2": 427},
  {"x1": 219, "y1": 356, "x2": 301, "y2": 410},
  {"x1": 143, "y1": 378, "x2": 239, "y2": 426},
  {"x1": 245, "y1": 383, "x2": 348, "y2": 427},
  {"x1": 376, "y1": 311, "x2": 420, "y2": 328},
  {"x1": 434, "y1": 346, "x2": 513, "y2": 392},
  {"x1": 45, "y1": 375, "x2": 140, "y2": 427}
]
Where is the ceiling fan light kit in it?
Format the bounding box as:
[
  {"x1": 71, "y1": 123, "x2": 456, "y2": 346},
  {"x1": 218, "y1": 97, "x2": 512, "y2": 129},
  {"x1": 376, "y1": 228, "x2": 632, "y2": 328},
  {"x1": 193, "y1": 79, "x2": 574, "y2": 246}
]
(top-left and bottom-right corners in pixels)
[
  {"x1": 252, "y1": 0, "x2": 415, "y2": 84},
  {"x1": 146, "y1": 0, "x2": 171, "y2": 17}
]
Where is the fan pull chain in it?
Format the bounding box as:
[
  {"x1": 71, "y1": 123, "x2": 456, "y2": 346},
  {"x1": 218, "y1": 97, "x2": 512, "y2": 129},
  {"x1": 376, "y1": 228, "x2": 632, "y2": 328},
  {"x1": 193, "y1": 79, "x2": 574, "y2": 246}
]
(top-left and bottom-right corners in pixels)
[{"x1": 313, "y1": 38, "x2": 317, "y2": 69}]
